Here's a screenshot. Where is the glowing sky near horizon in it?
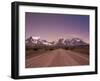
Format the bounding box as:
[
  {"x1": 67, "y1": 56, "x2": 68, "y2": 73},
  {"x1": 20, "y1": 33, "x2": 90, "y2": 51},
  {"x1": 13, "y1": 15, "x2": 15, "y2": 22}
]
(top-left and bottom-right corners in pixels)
[{"x1": 25, "y1": 12, "x2": 89, "y2": 43}]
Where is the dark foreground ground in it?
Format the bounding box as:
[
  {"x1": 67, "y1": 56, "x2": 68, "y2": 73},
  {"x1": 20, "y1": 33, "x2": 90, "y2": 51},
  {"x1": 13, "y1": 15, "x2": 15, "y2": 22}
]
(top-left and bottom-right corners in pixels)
[{"x1": 25, "y1": 48, "x2": 89, "y2": 68}]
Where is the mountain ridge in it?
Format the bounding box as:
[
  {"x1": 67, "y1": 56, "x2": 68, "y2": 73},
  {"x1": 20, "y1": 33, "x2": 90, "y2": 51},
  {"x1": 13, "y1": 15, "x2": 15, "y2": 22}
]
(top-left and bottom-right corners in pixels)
[{"x1": 26, "y1": 36, "x2": 88, "y2": 47}]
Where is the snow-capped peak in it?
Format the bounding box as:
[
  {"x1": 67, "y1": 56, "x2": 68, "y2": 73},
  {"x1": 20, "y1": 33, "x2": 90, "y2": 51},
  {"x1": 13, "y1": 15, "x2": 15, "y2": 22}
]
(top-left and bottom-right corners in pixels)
[
  {"x1": 31, "y1": 36, "x2": 40, "y2": 40},
  {"x1": 76, "y1": 39, "x2": 81, "y2": 42}
]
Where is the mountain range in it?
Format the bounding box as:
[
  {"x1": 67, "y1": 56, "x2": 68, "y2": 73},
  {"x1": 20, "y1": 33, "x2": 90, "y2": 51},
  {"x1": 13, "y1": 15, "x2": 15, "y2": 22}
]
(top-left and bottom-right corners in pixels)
[{"x1": 26, "y1": 36, "x2": 88, "y2": 48}]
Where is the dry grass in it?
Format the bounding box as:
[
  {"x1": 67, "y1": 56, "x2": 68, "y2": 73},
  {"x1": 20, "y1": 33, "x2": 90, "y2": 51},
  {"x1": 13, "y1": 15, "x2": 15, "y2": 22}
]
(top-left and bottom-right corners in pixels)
[
  {"x1": 26, "y1": 49, "x2": 50, "y2": 58},
  {"x1": 71, "y1": 45, "x2": 89, "y2": 54}
]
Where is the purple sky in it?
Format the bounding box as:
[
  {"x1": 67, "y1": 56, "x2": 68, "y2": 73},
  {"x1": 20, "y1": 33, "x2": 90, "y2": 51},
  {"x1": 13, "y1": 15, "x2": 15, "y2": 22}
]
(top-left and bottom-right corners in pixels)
[{"x1": 25, "y1": 12, "x2": 89, "y2": 43}]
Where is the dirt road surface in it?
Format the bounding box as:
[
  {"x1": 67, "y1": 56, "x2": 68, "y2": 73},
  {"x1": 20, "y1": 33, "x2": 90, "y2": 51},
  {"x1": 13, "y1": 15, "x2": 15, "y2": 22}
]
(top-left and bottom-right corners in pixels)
[{"x1": 26, "y1": 49, "x2": 89, "y2": 68}]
